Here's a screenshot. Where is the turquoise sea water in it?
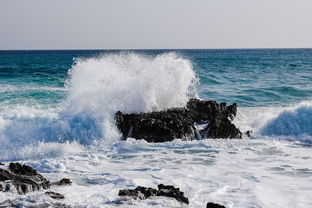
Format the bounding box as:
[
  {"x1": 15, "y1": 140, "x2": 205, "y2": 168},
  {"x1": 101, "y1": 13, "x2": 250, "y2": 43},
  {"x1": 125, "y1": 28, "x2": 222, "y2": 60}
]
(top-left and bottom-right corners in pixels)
[{"x1": 1, "y1": 49, "x2": 312, "y2": 108}]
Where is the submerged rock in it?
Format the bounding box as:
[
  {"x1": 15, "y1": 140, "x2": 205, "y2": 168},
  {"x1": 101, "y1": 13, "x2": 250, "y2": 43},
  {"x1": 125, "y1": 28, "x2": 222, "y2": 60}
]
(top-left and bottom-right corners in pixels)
[
  {"x1": 0, "y1": 163, "x2": 50, "y2": 194},
  {"x1": 118, "y1": 184, "x2": 189, "y2": 204},
  {"x1": 45, "y1": 191, "x2": 65, "y2": 199},
  {"x1": 52, "y1": 178, "x2": 72, "y2": 186},
  {"x1": 206, "y1": 202, "x2": 226, "y2": 208},
  {"x1": 115, "y1": 99, "x2": 242, "y2": 142}
]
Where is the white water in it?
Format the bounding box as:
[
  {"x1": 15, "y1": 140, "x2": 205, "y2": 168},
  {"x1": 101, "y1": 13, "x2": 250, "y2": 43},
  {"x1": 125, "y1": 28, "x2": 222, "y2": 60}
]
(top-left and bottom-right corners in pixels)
[{"x1": 0, "y1": 53, "x2": 312, "y2": 207}]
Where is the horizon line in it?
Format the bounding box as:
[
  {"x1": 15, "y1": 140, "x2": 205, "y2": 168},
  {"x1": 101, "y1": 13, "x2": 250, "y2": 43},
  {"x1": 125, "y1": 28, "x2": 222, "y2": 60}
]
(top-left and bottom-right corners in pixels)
[{"x1": 1, "y1": 47, "x2": 312, "y2": 51}]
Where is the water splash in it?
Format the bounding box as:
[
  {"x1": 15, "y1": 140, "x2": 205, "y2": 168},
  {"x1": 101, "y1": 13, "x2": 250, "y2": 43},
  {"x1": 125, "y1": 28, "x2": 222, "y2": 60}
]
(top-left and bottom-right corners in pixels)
[{"x1": 0, "y1": 52, "x2": 198, "y2": 160}]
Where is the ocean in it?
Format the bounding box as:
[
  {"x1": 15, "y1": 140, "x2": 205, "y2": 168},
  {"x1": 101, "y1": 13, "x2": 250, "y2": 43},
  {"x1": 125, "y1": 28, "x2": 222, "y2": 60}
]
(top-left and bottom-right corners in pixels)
[{"x1": 0, "y1": 49, "x2": 312, "y2": 207}]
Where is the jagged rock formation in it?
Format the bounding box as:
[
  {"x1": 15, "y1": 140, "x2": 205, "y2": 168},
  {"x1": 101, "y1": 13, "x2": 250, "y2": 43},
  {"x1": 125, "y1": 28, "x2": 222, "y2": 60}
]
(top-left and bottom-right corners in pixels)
[
  {"x1": 118, "y1": 184, "x2": 189, "y2": 204},
  {"x1": 0, "y1": 163, "x2": 71, "y2": 198},
  {"x1": 115, "y1": 99, "x2": 242, "y2": 142},
  {"x1": 0, "y1": 163, "x2": 50, "y2": 194}
]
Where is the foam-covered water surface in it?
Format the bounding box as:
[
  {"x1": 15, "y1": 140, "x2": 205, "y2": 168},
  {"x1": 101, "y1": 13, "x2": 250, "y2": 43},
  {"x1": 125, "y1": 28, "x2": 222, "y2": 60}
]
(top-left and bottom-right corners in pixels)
[{"x1": 1, "y1": 139, "x2": 311, "y2": 207}]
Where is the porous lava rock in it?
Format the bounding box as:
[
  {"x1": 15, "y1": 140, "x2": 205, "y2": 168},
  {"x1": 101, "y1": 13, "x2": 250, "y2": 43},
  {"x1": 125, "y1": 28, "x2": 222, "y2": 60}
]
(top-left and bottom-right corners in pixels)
[
  {"x1": 115, "y1": 99, "x2": 241, "y2": 142},
  {"x1": 118, "y1": 184, "x2": 189, "y2": 204}
]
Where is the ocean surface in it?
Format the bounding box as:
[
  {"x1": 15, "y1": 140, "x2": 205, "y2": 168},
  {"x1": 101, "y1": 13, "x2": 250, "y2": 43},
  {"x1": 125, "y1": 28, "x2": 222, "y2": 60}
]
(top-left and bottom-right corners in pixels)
[{"x1": 0, "y1": 49, "x2": 312, "y2": 207}]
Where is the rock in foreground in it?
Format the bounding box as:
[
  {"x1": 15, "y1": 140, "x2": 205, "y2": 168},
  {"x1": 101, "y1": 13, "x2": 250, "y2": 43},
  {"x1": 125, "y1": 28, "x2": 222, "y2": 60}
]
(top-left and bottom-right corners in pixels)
[
  {"x1": 206, "y1": 202, "x2": 226, "y2": 208},
  {"x1": 118, "y1": 184, "x2": 189, "y2": 204},
  {"x1": 0, "y1": 163, "x2": 71, "y2": 196},
  {"x1": 115, "y1": 99, "x2": 242, "y2": 142},
  {"x1": 0, "y1": 163, "x2": 50, "y2": 194}
]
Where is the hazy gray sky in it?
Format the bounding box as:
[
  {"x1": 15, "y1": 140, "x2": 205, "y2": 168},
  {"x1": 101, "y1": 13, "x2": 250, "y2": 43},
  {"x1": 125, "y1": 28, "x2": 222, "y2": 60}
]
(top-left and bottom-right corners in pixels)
[{"x1": 1, "y1": 0, "x2": 312, "y2": 49}]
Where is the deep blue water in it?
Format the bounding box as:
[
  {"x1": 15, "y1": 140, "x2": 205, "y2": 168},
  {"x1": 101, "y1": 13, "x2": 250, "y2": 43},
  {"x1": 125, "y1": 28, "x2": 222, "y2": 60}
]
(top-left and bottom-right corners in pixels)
[{"x1": 1, "y1": 49, "x2": 312, "y2": 108}]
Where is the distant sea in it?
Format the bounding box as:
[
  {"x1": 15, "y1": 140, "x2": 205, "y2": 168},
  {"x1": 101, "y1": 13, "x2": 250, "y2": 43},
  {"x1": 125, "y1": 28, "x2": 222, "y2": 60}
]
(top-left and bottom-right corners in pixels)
[{"x1": 0, "y1": 49, "x2": 312, "y2": 207}]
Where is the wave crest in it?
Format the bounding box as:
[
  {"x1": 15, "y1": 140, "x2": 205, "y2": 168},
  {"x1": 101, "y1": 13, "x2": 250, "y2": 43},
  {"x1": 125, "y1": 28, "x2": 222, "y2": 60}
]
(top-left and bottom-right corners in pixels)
[{"x1": 261, "y1": 101, "x2": 312, "y2": 137}]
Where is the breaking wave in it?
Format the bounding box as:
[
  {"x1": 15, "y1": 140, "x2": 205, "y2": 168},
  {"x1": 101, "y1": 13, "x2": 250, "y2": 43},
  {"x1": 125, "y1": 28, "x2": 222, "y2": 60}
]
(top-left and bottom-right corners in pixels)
[
  {"x1": 0, "y1": 52, "x2": 198, "y2": 160},
  {"x1": 260, "y1": 101, "x2": 312, "y2": 143}
]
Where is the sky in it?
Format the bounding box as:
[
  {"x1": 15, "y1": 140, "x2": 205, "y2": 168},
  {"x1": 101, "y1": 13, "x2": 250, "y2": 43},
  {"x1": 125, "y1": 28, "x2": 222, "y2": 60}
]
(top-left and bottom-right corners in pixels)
[{"x1": 0, "y1": 0, "x2": 312, "y2": 50}]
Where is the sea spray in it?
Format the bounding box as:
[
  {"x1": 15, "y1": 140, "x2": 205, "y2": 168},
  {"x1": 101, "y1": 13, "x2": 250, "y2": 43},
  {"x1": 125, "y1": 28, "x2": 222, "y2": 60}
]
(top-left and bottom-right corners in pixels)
[
  {"x1": 63, "y1": 52, "x2": 198, "y2": 142},
  {"x1": 0, "y1": 52, "x2": 198, "y2": 160}
]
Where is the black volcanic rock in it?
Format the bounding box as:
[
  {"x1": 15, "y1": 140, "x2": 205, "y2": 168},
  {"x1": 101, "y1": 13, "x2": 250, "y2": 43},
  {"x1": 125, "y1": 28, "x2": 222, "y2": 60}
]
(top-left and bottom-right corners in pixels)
[
  {"x1": 157, "y1": 184, "x2": 189, "y2": 204},
  {"x1": 116, "y1": 108, "x2": 195, "y2": 142},
  {"x1": 115, "y1": 99, "x2": 241, "y2": 142},
  {"x1": 206, "y1": 202, "x2": 226, "y2": 208},
  {"x1": 9, "y1": 162, "x2": 38, "y2": 176},
  {"x1": 45, "y1": 191, "x2": 65, "y2": 199},
  {"x1": 119, "y1": 186, "x2": 158, "y2": 200},
  {"x1": 118, "y1": 184, "x2": 189, "y2": 204},
  {"x1": 52, "y1": 178, "x2": 72, "y2": 186},
  {"x1": 0, "y1": 163, "x2": 50, "y2": 194}
]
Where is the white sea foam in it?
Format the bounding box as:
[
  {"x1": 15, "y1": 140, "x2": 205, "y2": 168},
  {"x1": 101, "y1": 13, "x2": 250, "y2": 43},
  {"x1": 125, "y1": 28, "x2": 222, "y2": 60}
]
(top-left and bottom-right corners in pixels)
[{"x1": 1, "y1": 139, "x2": 311, "y2": 207}]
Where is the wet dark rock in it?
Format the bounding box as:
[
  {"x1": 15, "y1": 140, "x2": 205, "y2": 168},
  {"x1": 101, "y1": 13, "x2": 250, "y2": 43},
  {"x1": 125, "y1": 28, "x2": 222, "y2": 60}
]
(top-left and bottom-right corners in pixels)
[
  {"x1": 116, "y1": 108, "x2": 195, "y2": 142},
  {"x1": 1, "y1": 163, "x2": 72, "y2": 195},
  {"x1": 119, "y1": 186, "x2": 158, "y2": 200},
  {"x1": 115, "y1": 99, "x2": 241, "y2": 142},
  {"x1": 0, "y1": 163, "x2": 4, "y2": 166},
  {"x1": 118, "y1": 184, "x2": 189, "y2": 204},
  {"x1": 52, "y1": 178, "x2": 72, "y2": 186},
  {"x1": 0, "y1": 163, "x2": 50, "y2": 194},
  {"x1": 45, "y1": 191, "x2": 65, "y2": 199},
  {"x1": 206, "y1": 202, "x2": 226, "y2": 208},
  {"x1": 157, "y1": 184, "x2": 189, "y2": 204},
  {"x1": 245, "y1": 130, "x2": 253, "y2": 137},
  {"x1": 9, "y1": 162, "x2": 38, "y2": 176}
]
